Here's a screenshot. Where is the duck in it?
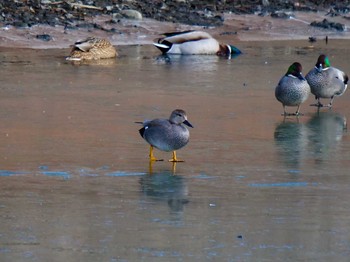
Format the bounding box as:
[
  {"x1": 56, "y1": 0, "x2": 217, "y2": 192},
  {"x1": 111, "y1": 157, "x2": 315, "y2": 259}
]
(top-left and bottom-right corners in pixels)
[
  {"x1": 137, "y1": 109, "x2": 193, "y2": 162},
  {"x1": 153, "y1": 30, "x2": 241, "y2": 57},
  {"x1": 275, "y1": 62, "x2": 310, "y2": 116},
  {"x1": 66, "y1": 37, "x2": 117, "y2": 61},
  {"x1": 305, "y1": 54, "x2": 348, "y2": 108}
]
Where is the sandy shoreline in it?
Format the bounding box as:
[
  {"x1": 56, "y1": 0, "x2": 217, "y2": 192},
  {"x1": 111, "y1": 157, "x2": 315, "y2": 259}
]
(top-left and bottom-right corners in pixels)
[{"x1": 0, "y1": 11, "x2": 349, "y2": 49}]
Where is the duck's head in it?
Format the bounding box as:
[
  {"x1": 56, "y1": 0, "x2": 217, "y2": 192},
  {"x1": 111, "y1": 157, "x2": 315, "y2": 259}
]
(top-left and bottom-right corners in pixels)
[
  {"x1": 217, "y1": 44, "x2": 242, "y2": 57},
  {"x1": 315, "y1": 54, "x2": 330, "y2": 72},
  {"x1": 170, "y1": 109, "x2": 193, "y2": 128},
  {"x1": 286, "y1": 62, "x2": 306, "y2": 81}
]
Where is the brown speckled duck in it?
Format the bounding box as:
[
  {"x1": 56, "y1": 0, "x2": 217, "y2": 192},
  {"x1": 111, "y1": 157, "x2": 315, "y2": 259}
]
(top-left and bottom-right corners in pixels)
[{"x1": 66, "y1": 37, "x2": 117, "y2": 61}]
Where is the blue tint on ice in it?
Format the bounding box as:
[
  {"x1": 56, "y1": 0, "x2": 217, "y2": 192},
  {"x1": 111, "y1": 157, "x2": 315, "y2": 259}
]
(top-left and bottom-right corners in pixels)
[
  {"x1": 106, "y1": 171, "x2": 146, "y2": 177},
  {"x1": 193, "y1": 172, "x2": 215, "y2": 179},
  {"x1": 288, "y1": 169, "x2": 301, "y2": 174},
  {"x1": 0, "y1": 170, "x2": 29, "y2": 176},
  {"x1": 41, "y1": 171, "x2": 71, "y2": 179},
  {"x1": 249, "y1": 182, "x2": 315, "y2": 188}
]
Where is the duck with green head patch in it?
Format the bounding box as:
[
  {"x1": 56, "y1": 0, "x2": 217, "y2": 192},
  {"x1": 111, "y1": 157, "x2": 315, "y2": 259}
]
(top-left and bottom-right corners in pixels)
[
  {"x1": 137, "y1": 109, "x2": 193, "y2": 162},
  {"x1": 153, "y1": 30, "x2": 241, "y2": 57},
  {"x1": 305, "y1": 54, "x2": 348, "y2": 108},
  {"x1": 275, "y1": 62, "x2": 310, "y2": 116}
]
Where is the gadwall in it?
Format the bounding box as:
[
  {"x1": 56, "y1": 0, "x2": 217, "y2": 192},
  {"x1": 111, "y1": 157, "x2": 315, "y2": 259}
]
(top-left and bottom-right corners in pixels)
[{"x1": 138, "y1": 109, "x2": 193, "y2": 162}]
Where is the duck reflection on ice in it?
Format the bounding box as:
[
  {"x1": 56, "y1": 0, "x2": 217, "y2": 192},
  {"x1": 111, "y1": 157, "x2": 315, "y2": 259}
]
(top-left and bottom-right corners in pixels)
[
  {"x1": 274, "y1": 118, "x2": 310, "y2": 168},
  {"x1": 154, "y1": 53, "x2": 235, "y2": 68},
  {"x1": 139, "y1": 163, "x2": 189, "y2": 213},
  {"x1": 306, "y1": 111, "x2": 347, "y2": 163},
  {"x1": 274, "y1": 111, "x2": 347, "y2": 168}
]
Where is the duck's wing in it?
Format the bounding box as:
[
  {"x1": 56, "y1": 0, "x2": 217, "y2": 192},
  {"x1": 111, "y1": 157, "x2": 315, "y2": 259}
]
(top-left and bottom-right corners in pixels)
[
  {"x1": 158, "y1": 30, "x2": 213, "y2": 44},
  {"x1": 325, "y1": 67, "x2": 348, "y2": 96},
  {"x1": 162, "y1": 30, "x2": 195, "y2": 37},
  {"x1": 73, "y1": 37, "x2": 111, "y2": 52},
  {"x1": 139, "y1": 119, "x2": 170, "y2": 138}
]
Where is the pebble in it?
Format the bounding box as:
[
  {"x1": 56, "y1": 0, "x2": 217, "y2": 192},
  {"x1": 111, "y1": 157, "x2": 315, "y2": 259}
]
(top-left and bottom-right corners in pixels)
[
  {"x1": 36, "y1": 34, "x2": 52, "y2": 41},
  {"x1": 120, "y1": 10, "x2": 143, "y2": 20}
]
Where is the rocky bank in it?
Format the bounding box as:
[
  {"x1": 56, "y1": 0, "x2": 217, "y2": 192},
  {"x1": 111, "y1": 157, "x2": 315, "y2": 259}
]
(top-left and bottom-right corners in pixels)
[{"x1": 0, "y1": 0, "x2": 349, "y2": 48}]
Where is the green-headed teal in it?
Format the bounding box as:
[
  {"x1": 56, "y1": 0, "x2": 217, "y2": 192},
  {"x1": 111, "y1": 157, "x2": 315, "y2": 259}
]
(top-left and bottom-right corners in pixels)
[
  {"x1": 138, "y1": 109, "x2": 193, "y2": 162},
  {"x1": 305, "y1": 54, "x2": 348, "y2": 108},
  {"x1": 66, "y1": 37, "x2": 117, "y2": 61},
  {"x1": 275, "y1": 62, "x2": 311, "y2": 116},
  {"x1": 153, "y1": 30, "x2": 241, "y2": 57}
]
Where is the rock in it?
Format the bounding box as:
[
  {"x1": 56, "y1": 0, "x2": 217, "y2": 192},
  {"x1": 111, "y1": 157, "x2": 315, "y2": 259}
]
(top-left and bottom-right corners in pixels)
[
  {"x1": 220, "y1": 31, "x2": 238, "y2": 35},
  {"x1": 271, "y1": 11, "x2": 294, "y2": 19},
  {"x1": 310, "y1": 19, "x2": 345, "y2": 31},
  {"x1": 36, "y1": 34, "x2": 52, "y2": 41},
  {"x1": 120, "y1": 9, "x2": 143, "y2": 20},
  {"x1": 308, "y1": 36, "x2": 317, "y2": 42},
  {"x1": 262, "y1": 0, "x2": 270, "y2": 7}
]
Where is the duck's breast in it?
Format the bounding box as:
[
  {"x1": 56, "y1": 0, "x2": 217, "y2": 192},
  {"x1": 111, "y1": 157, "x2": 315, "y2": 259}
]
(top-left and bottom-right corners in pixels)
[{"x1": 275, "y1": 76, "x2": 310, "y2": 106}]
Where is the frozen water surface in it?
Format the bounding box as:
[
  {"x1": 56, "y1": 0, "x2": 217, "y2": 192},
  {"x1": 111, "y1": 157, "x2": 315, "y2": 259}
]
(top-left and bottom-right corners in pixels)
[{"x1": 0, "y1": 40, "x2": 350, "y2": 261}]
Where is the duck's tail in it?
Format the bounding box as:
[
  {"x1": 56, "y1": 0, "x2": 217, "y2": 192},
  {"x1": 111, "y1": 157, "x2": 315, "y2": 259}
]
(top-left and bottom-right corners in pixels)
[{"x1": 153, "y1": 41, "x2": 172, "y2": 54}]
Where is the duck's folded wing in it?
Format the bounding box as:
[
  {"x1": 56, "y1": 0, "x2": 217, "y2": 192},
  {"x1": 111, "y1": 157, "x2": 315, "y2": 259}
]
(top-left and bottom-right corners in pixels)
[
  {"x1": 74, "y1": 37, "x2": 104, "y2": 52},
  {"x1": 159, "y1": 30, "x2": 213, "y2": 44}
]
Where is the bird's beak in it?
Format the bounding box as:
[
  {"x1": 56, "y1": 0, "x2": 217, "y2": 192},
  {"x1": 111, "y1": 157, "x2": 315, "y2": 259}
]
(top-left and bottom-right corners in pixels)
[
  {"x1": 298, "y1": 72, "x2": 306, "y2": 81},
  {"x1": 183, "y1": 120, "x2": 193, "y2": 128},
  {"x1": 316, "y1": 64, "x2": 323, "y2": 73}
]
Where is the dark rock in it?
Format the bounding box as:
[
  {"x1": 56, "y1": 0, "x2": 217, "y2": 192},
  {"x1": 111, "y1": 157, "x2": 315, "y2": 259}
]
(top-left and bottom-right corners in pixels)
[
  {"x1": 271, "y1": 11, "x2": 294, "y2": 19},
  {"x1": 36, "y1": 34, "x2": 52, "y2": 41},
  {"x1": 310, "y1": 19, "x2": 346, "y2": 31},
  {"x1": 11, "y1": 21, "x2": 30, "y2": 28},
  {"x1": 220, "y1": 31, "x2": 238, "y2": 36},
  {"x1": 309, "y1": 36, "x2": 317, "y2": 42}
]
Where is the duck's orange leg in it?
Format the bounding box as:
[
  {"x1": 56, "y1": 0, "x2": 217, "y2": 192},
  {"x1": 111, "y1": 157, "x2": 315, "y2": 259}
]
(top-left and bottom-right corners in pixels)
[
  {"x1": 149, "y1": 146, "x2": 163, "y2": 161},
  {"x1": 169, "y1": 151, "x2": 184, "y2": 162}
]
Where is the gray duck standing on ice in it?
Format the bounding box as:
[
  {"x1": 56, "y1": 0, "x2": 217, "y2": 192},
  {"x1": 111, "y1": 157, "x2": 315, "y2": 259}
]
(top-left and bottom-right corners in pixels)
[
  {"x1": 305, "y1": 54, "x2": 348, "y2": 108},
  {"x1": 275, "y1": 62, "x2": 310, "y2": 116},
  {"x1": 138, "y1": 109, "x2": 193, "y2": 162}
]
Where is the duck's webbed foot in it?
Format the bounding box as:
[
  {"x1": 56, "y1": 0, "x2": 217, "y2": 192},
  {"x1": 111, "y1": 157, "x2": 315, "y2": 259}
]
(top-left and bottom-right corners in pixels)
[
  {"x1": 149, "y1": 146, "x2": 164, "y2": 161},
  {"x1": 168, "y1": 151, "x2": 185, "y2": 163},
  {"x1": 281, "y1": 112, "x2": 303, "y2": 116},
  {"x1": 310, "y1": 102, "x2": 324, "y2": 107}
]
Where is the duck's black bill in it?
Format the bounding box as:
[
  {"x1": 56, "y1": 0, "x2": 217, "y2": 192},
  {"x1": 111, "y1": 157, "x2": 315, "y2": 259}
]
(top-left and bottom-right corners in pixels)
[{"x1": 184, "y1": 120, "x2": 193, "y2": 128}]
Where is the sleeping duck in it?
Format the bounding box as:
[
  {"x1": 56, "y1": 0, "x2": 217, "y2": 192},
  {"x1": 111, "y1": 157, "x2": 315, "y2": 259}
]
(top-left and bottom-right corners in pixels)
[{"x1": 66, "y1": 37, "x2": 117, "y2": 61}]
